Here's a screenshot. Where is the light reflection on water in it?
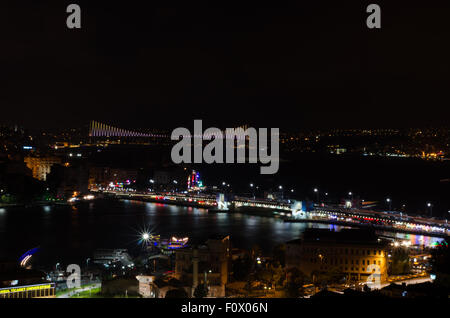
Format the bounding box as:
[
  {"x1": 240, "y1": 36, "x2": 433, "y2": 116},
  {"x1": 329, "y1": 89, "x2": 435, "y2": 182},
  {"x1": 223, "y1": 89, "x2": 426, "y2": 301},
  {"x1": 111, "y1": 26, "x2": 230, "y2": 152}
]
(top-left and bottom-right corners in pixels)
[
  {"x1": 392, "y1": 232, "x2": 443, "y2": 246},
  {"x1": 0, "y1": 199, "x2": 444, "y2": 267}
]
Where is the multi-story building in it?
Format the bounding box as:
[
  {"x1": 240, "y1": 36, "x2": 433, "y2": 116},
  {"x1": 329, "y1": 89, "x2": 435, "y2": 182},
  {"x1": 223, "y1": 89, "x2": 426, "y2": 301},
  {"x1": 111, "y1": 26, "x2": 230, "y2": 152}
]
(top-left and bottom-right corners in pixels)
[
  {"x1": 286, "y1": 229, "x2": 389, "y2": 283},
  {"x1": 24, "y1": 155, "x2": 61, "y2": 181}
]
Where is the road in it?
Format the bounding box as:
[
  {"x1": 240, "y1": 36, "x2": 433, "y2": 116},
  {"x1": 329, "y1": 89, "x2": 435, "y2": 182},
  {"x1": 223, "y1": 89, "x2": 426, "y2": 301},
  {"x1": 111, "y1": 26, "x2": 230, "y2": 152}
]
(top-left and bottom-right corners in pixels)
[
  {"x1": 363, "y1": 275, "x2": 432, "y2": 291},
  {"x1": 57, "y1": 283, "x2": 101, "y2": 298}
]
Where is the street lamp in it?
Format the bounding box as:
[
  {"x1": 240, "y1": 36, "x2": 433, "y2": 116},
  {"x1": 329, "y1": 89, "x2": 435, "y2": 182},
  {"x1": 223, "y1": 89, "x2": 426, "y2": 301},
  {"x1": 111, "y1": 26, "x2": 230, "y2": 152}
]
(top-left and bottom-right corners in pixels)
[
  {"x1": 427, "y1": 203, "x2": 433, "y2": 217},
  {"x1": 348, "y1": 192, "x2": 353, "y2": 200},
  {"x1": 314, "y1": 188, "x2": 320, "y2": 202},
  {"x1": 386, "y1": 198, "x2": 392, "y2": 211},
  {"x1": 204, "y1": 269, "x2": 212, "y2": 293}
]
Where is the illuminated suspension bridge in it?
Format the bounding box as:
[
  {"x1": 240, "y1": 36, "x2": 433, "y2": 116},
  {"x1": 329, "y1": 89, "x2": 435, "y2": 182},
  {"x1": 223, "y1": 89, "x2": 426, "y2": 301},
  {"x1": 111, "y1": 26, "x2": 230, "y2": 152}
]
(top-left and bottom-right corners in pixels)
[
  {"x1": 89, "y1": 121, "x2": 251, "y2": 140},
  {"x1": 89, "y1": 121, "x2": 166, "y2": 138}
]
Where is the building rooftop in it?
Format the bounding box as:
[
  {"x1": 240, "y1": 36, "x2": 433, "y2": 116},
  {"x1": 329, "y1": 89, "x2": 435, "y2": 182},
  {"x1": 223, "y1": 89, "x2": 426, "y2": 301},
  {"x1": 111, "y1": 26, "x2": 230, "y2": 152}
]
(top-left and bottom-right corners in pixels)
[{"x1": 287, "y1": 228, "x2": 386, "y2": 246}]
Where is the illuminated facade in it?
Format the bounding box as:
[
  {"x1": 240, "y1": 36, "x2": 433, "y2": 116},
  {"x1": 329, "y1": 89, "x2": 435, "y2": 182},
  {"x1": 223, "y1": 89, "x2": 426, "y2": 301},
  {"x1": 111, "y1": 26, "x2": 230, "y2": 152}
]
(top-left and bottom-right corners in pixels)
[
  {"x1": 0, "y1": 283, "x2": 55, "y2": 298},
  {"x1": 187, "y1": 170, "x2": 203, "y2": 191},
  {"x1": 286, "y1": 229, "x2": 389, "y2": 283},
  {"x1": 24, "y1": 156, "x2": 61, "y2": 181}
]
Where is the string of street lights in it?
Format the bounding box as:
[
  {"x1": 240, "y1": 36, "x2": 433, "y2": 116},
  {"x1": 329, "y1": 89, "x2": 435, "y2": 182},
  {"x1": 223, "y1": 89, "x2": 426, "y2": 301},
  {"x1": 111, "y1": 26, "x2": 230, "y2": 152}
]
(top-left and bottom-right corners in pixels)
[{"x1": 203, "y1": 180, "x2": 442, "y2": 217}]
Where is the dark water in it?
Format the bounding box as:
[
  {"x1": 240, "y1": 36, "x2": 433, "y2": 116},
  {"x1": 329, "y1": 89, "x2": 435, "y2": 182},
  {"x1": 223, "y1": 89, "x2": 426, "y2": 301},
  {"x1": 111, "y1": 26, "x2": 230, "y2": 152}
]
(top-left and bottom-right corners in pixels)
[
  {"x1": 0, "y1": 199, "x2": 341, "y2": 268},
  {"x1": 0, "y1": 199, "x2": 443, "y2": 268}
]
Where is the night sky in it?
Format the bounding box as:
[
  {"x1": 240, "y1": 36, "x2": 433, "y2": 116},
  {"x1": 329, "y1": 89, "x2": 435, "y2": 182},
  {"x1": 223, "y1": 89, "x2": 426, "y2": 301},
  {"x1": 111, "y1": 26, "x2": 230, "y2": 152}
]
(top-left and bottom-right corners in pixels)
[{"x1": 1, "y1": 1, "x2": 450, "y2": 130}]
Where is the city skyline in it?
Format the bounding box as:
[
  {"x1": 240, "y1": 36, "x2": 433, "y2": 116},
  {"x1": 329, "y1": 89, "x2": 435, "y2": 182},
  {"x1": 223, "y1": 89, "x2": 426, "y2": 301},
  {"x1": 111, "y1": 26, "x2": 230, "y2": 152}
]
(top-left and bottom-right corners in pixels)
[{"x1": 1, "y1": 1, "x2": 449, "y2": 303}]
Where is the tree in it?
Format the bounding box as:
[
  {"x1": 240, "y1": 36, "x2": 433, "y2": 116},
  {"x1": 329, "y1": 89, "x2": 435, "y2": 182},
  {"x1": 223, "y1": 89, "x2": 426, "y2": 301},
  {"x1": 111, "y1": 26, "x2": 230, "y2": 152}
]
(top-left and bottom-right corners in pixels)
[
  {"x1": 165, "y1": 288, "x2": 188, "y2": 298},
  {"x1": 430, "y1": 240, "x2": 450, "y2": 289},
  {"x1": 389, "y1": 247, "x2": 411, "y2": 275},
  {"x1": 193, "y1": 284, "x2": 208, "y2": 298},
  {"x1": 285, "y1": 267, "x2": 306, "y2": 298},
  {"x1": 272, "y1": 244, "x2": 286, "y2": 267},
  {"x1": 312, "y1": 268, "x2": 345, "y2": 290},
  {"x1": 232, "y1": 255, "x2": 252, "y2": 281},
  {"x1": 255, "y1": 263, "x2": 285, "y2": 288}
]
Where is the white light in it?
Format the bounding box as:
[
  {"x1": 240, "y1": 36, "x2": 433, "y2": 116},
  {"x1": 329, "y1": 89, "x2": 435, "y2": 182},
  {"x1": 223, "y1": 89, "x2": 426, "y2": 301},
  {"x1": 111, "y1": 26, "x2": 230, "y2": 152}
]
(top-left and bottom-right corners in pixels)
[
  {"x1": 142, "y1": 233, "x2": 150, "y2": 241},
  {"x1": 314, "y1": 188, "x2": 318, "y2": 192}
]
